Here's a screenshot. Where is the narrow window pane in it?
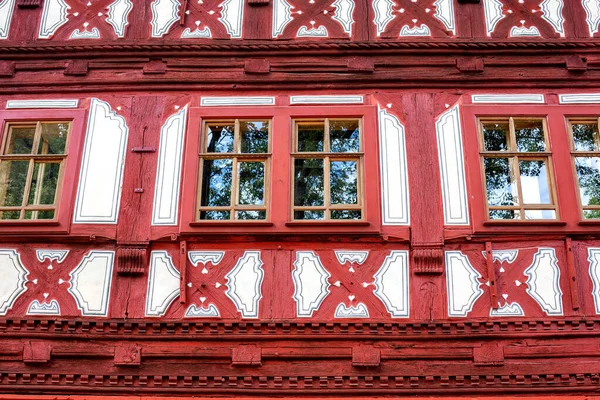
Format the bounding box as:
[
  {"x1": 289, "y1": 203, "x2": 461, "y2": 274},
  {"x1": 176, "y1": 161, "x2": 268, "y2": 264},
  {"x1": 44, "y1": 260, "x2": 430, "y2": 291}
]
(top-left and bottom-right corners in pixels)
[
  {"x1": 572, "y1": 123, "x2": 599, "y2": 152},
  {"x1": 6, "y1": 127, "x2": 35, "y2": 154},
  {"x1": 330, "y1": 160, "x2": 357, "y2": 205},
  {"x1": 24, "y1": 210, "x2": 55, "y2": 220},
  {"x1": 0, "y1": 160, "x2": 29, "y2": 207},
  {"x1": 515, "y1": 119, "x2": 546, "y2": 152},
  {"x1": 331, "y1": 210, "x2": 361, "y2": 220},
  {"x1": 575, "y1": 157, "x2": 600, "y2": 207},
  {"x1": 238, "y1": 161, "x2": 264, "y2": 205},
  {"x1": 524, "y1": 210, "x2": 556, "y2": 220},
  {"x1": 27, "y1": 162, "x2": 60, "y2": 206},
  {"x1": 206, "y1": 124, "x2": 234, "y2": 153},
  {"x1": 236, "y1": 210, "x2": 266, "y2": 220},
  {"x1": 39, "y1": 123, "x2": 69, "y2": 155},
  {"x1": 297, "y1": 123, "x2": 324, "y2": 152},
  {"x1": 330, "y1": 120, "x2": 360, "y2": 153},
  {"x1": 519, "y1": 160, "x2": 551, "y2": 205},
  {"x1": 484, "y1": 158, "x2": 518, "y2": 206},
  {"x1": 489, "y1": 209, "x2": 520, "y2": 220},
  {"x1": 200, "y1": 159, "x2": 232, "y2": 207},
  {"x1": 241, "y1": 121, "x2": 269, "y2": 153},
  {"x1": 482, "y1": 122, "x2": 509, "y2": 151},
  {"x1": 200, "y1": 210, "x2": 230, "y2": 220},
  {"x1": 294, "y1": 159, "x2": 324, "y2": 206},
  {"x1": 584, "y1": 210, "x2": 600, "y2": 219},
  {"x1": 0, "y1": 211, "x2": 19, "y2": 220},
  {"x1": 294, "y1": 210, "x2": 325, "y2": 220}
]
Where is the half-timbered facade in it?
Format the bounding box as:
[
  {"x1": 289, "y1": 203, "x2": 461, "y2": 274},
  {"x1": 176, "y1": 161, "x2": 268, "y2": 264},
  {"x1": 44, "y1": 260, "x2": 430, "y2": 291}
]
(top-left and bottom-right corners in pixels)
[{"x1": 1, "y1": 0, "x2": 600, "y2": 398}]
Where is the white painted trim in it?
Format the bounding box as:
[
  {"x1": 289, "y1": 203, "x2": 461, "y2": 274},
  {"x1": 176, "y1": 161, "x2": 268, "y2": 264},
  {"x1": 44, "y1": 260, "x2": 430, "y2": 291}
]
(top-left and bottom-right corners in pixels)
[
  {"x1": 68, "y1": 251, "x2": 114, "y2": 317},
  {"x1": 378, "y1": 108, "x2": 410, "y2": 225},
  {"x1": 6, "y1": 99, "x2": 79, "y2": 109},
  {"x1": 0, "y1": 0, "x2": 15, "y2": 40},
  {"x1": 289, "y1": 95, "x2": 363, "y2": 105},
  {"x1": 334, "y1": 303, "x2": 369, "y2": 318},
  {"x1": 69, "y1": 27, "x2": 101, "y2": 39},
  {"x1": 481, "y1": 249, "x2": 519, "y2": 264},
  {"x1": 152, "y1": 106, "x2": 187, "y2": 226},
  {"x1": 559, "y1": 94, "x2": 600, "y2": 104},
  {"x1": 36, "y1": 249, "x2": 69, "y2": 264},
  {"x1": 335, "y1": 250, "x2": 369, "y2": 265},
  {"x1": 436, "y1": 104, "x2": 469, "y2": 225},
  {"x1": 399, "y1": 24, "x2": 431, "y2": 36},
  {"x1": 27, "y1": 300, "x2": 61, "y2": 316},
  {"x1": 200, "y1": 97, "x2": 275, "y2": 106},
  {"x1": 73, "y1": 98, "x2": 128, "y2": 224},
  {"x1": 490, "y1": 302, "x2": 524, "y2": 316},
  {"x1": 185, "y1": 304, "x2": 220, "y2": 317},
  {"x1": 471, "y1": 94, "x2": 545, "y2": 104}
]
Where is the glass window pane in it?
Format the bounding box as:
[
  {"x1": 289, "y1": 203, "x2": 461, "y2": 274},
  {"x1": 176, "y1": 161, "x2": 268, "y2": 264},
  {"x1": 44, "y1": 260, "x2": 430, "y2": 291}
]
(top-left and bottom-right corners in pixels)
[
  {"x1": 330, "y1": 120, "x2": 360, "y2": 153},
  {"x1": 294, "y1": 158, "x2": 324, "y2": 206},
  {"x1": 489, "y1": 209, "x2": 520, "y2": 220},
  {"x1": 200, "y1": 159, "x2": 232, "y2": 207},
  {"x1": 331, "y1": 210, "x2": 361, "y2": 220},
  {"x1": 484, "y1": 158, "x2": 518, "y2": 206},
  {"x1": 24, "y1": 210, "x2": 55, "y2": 220},
  {"x1": 524, "y1": 209, "x2": 556, "y2": 220},
  {"x1": 297, "y1": 123, "x2": 324, "y2": 152},
  {"x1": 482, "y1": 122, "x2": 509, "y2": 151},
  {"x1": 575, "y1": 157, "x2": 600, "y2": 207},
  {"x1": 519, "y1": 160, "x2": 551, "y2": 204},
  {"x1": 238, "y1": 161, "x2": 264, "y2": 205},
  {"x1": 294, "y1": 210, "x2": 325, "y2": 220},
  {"x1": 584, "y1": 210, "x2": 600, "y2": 219},
  {"x1": 27, "y1": 162, "x2": 60, "y2": 206},
  {"x1": 206, "y1": 124, "x2": 234, "y2": 153},
  {"x1": 330, "y1": 160, "x2": 357, "y2": 205},
  {"x1": 515, "y1": 119, "x2": 546, "y2": 152},
  {"x1": 236, "y1": 210, "x2": 266, "y2": 220},
  {"x1": 241, "y1": 121, "x2": 269, "y2": 153},
  {"x1": 199, "y1": 210, "x2": 230, "y2": 220},
  {"x1": 0, "y1": 160, "x2": 29, "y2": 207},
  {"x1": 39, "y1": 123, "x2": 69, "y2": 155},
  {"x1": 572, "y1": 122, "x2": 599, "y2": 152},
  {"x1": 6, "y1": 126, "x2": 35, "y2": 154}
]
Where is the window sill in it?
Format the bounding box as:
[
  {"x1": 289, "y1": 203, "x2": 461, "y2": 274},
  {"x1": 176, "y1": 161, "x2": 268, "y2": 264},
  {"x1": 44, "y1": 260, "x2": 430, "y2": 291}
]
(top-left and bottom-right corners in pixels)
[
  {"x1": 579, "y1": 220, "x2": 600, "y2": 226},
  {"x1": 189, "y1": 221, "x2": 275, "y2": 227},
  {"x1": 483, "y1": 220, "x2": 567, "y2": 227},
  {"x1": 285, "y1": 220, "x2": 371, "y2": 227},
  {"x1": 0, "y1": 220, "x2": 60, "y2": 226}
]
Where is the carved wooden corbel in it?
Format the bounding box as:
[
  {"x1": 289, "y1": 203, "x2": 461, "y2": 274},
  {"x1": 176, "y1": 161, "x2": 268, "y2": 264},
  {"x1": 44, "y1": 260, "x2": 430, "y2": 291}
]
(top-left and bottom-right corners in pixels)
[
  {"x1": 17, "y1": 0, "x2": 41, "y2": 8},
  {"x1": 411, "y1": 244, "x2": 444, "y2": 275},
  {"x1": 116, "y1": 242, "x2": 149, "y2": 275}
]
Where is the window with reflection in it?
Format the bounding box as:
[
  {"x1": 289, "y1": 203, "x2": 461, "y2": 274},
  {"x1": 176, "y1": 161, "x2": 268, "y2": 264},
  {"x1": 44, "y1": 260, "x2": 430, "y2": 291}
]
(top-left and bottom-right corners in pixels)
[
  {"x1": 569, "y1": 119, "x2": 600, "y2": 219},
  {"x1": 292, "y1": 119, "x2": 363, "y2": 220},
  {"x1": 197, "y1": 120, "x2": 270, "y2": 220},
  {"x1": 478, "y1": 117, "x2": 557, "y2": 220},
  {"x1": 0, "y1": 121, "x2": 70, "y2": 220}
]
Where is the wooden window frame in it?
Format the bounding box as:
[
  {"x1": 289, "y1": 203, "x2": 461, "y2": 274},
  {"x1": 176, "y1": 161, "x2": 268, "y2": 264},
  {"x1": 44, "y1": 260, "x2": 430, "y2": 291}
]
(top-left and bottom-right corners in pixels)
[
  {"x1": 567, "y1": 117, "x2": 600, "y2": 220},
  {"x1": 477, "y1": 116, "x2": 559, "y2": 221},
  {"x1": 197, "y1": 119, "x2": 271, "y2": 221},
  {"x1": 291, "y1": 118, "x2": 364, "y2": 221},
  {"x1": 176, "y1": 105, "x2": 380, "y2": 236},
  {"x1": 0, "y1": 108, "x2": 86, "y2": 235},
  {"x1": 463, "y1": 103, "x2": 600, "y2": 235}
]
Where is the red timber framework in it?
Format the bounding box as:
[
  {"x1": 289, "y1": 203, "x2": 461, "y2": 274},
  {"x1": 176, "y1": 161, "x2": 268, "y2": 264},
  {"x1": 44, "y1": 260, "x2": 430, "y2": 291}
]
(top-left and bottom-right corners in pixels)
[{"x1": 2, "y1": 0, "x2": 600, "y2": 398}]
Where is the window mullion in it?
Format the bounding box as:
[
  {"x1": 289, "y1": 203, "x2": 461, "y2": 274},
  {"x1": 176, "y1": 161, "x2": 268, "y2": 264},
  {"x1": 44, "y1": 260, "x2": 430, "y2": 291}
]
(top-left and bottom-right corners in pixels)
[
  {"x1": 20, "y1": 158, "x2": 35, "y2": 219},
  {"x1": 324, "y1": 156, "x2": 330, "y2": 220},
  {"x1": 513, "y1": 155, "x2": 525, "y2": 220},
  {"x1": 231, "y1": 156, "x2": 239, "y2": 220}
]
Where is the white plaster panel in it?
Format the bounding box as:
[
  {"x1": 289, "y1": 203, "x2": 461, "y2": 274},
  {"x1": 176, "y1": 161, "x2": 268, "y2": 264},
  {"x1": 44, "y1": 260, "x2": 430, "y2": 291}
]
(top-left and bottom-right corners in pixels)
[
  {"x1": 107, "y1": 0, "x2": 133, "y2": 38},
  {"x1": 583, "y1": 0, "x2": 600, "y2": 36},
  {"x1": 588, "y1": 248, "x2": 600, "y2": 314},
  {"x1": 73, "y1": 98, "x2": 128, "y2": 224},
  {"x1": 559, "y1": 94, "x2": 600, "y2": 104},
  {"x1": 290, "y1": 95, "x2": 363, "y2": 105},
  {"x1": 152, "y1": 107, "x2": 187, "y2": 226},
  {"x1": 379, "y1": 108, "x2": 409, "y2": 225},
  {"x1": 272, "y1": 0, "x2": 292, "y2": 37},
  {"x1": 151, "y1": 0, "x2": 180, "y2": 37},
  {"x1": 0, "y1": 249, "x2": 29, "y2": 315},
  {"x1": 6, "y1": 99, "x2": 79, "y2": 109},
  {"x1": 524, "y1": 248, "x2": 563, "y2": 316},
  {"x1": 433, "y1": 0, "x2": 455, "y2": 34},
  {"x1": 146, "y1": 251, "x2": 180, "y2": 317},
  {"x1": 219, "y1": 0, "x2": 244, "y2": 38},
  {"x1": 436, "y1": 105, "x2": 469, "y2": 225},
  {"x1": 225, "y1": 251, "x2": 264, "y2": 318},
  {"x1": 483, "y1": 0, "x2": 504, "y2": 36},
  {"x1": 39, "y1": 0, "x2": 69, "y2": 39},
  {"x1": 0, "y1": 0, "x2": 15, "y2": 39},
  {"x1": 201, "y1": 97, "x2": 275, "y2": 106},
  {"x1": 373, "y1": 250, "x2": 410, "y2": 318},
  {"x1": 446, "y1": 251, "x2": 483, "y2": 317},
  {"x1": 471, "y1": 94, "x2": 545, "y2": 104},
  {"x1": 293, "y1": 251, "x2": 331, "y2": 317},
  {"x1": 372, "y1": 0, "x2": 394, "y2": 36},
  {"x1": 332, "y1": 0, "x2": 354, "y2": 34},
  {"x1": 68, "y1": 251, "x2": 114, "y2": 317}
]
